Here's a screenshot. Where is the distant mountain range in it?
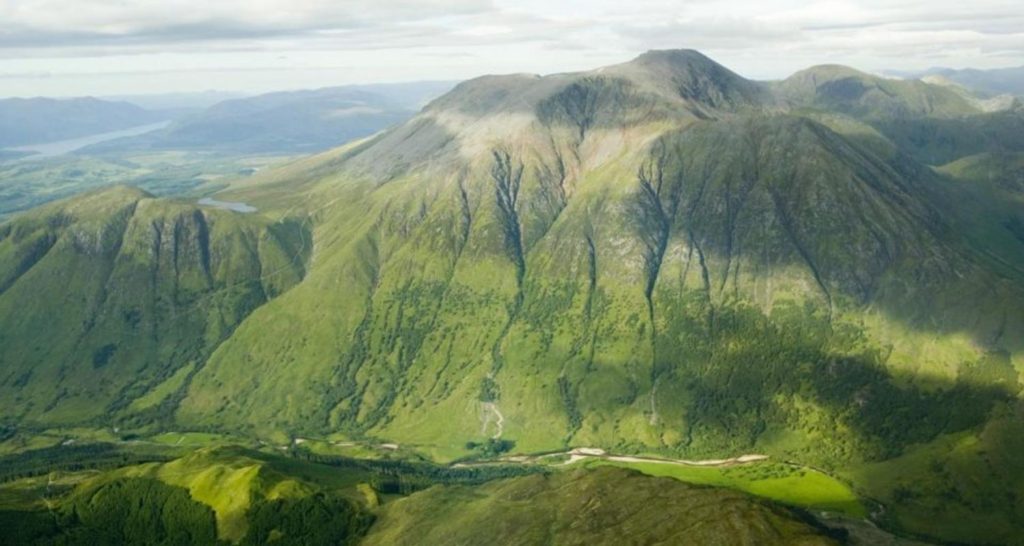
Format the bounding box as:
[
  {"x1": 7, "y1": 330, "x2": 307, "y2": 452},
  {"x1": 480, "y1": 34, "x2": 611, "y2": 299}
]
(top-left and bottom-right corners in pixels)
[
  {"x1": 83, "y1": 81, "x2": 456, "y2": 155},
  {"x1": 101, "y1": 91, "x2": 248, "y2": 111},
  {"x1": 1, "y1": 81, "x2": 456, "y2": 157},
  {"x1": 0, "y1": 97, "x2": 166, "y2": 148},
  {"x1": 887, "y1": 65, "x2": 1024, "y2": 97}
]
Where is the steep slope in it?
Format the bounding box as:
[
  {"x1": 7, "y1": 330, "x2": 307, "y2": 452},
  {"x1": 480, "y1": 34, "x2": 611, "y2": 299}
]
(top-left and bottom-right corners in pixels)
[
  {"x1": 940, "y1": 150, "x2": 1024, "y2": 193},
  {"x1": 0, "y1": 187, "x2": 306, "y2": 428},
  {"x1": 873, "y1": 107, "x2": 1024, "y2": 165}
]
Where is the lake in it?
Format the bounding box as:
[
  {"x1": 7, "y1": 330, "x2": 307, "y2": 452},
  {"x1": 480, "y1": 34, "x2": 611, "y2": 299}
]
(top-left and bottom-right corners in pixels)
[{"x1": 197, "y1": 197, "x2": 258, "y2": 213}]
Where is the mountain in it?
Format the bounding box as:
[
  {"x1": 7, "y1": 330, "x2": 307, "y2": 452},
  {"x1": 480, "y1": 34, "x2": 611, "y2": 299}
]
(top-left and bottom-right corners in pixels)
[
  {"x1": 2, "y1": 49, "x2": 1024, "y2": 544},
  {"x1": 778, "y1": 64, "x2": 982, "y2": 118},
  {"x1": 85, "y1": 82, "x2": 456, "y2": 155},
  {"x1": 102, "y1": 91, "x2": 248, "y2": 111},
  {"x1": 0, "y1": 97, "x2": 165, "y2": 148},
  {"x1": 777, "y1": 64, "x2": 1024, "y2": 165}
]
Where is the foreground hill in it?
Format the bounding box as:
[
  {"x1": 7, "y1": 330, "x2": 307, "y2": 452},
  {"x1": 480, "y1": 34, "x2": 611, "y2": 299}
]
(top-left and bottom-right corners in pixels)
[
  {"x1": 0, "y1": 446, "x2": 857, "y2": 545},
  {"x1": 1, "y1": 49, "x2": 1023, "y2": 543},
  {"x1": 363, "y1": 466, "x2": 842, "y2": 546}
]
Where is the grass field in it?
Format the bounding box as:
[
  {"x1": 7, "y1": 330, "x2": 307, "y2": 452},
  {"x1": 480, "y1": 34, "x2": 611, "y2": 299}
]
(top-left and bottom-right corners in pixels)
[{"x1": 576, "y1": 458, "x2": 866, "y2": 517}]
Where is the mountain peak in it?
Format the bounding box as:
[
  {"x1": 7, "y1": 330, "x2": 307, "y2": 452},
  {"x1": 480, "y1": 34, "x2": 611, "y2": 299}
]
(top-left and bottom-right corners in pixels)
[
  {"x1": 631, "y1": 48, "x2": 713, "y2": 64},
  {"x1": 619, "y1": 48, "x2": 738, "y2": 80},
  {"x1": 790, "y1": 64, "x2": 874, "y2": 81},
  {"x1": 609, "y1": 48, "x2": 769, "y2": 111}
]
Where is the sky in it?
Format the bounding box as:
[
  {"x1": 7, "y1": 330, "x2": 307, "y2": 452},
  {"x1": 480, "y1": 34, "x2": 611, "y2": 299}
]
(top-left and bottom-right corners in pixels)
[{"x1": 1, "y1": 0, "x2": 1022, "y2": 97}]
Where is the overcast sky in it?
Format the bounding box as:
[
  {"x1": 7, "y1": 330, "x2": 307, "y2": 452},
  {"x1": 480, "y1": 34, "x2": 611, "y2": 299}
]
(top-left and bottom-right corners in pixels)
[{"x1": 1, "y1": 0, "x2": 1022, "y2": 97}]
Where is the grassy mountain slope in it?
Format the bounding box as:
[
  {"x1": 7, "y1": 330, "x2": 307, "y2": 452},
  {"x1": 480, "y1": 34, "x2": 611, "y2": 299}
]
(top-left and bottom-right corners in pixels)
[
  {"x1": 873, "y1": 107, "x2": 1024, "y2": 165},
  {"x1": 0, "y1": 187, "x2": 306, "y2": 428}
]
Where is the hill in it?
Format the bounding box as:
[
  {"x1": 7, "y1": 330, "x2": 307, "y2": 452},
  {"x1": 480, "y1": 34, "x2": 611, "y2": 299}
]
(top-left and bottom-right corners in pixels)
[
  {"x1": 913, "y1": 65, "x2": 1024, "y2": 97},
  {"x1": 363, "y1": 466, "x2": 842, "y2": 545},
  {"x1": 0, "y1": 446, "x2": 858, "y2": 545}
]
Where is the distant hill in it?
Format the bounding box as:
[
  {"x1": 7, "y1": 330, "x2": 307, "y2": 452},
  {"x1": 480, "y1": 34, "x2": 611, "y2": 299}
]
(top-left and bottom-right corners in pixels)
[
  {"x1": 894, "y1": 65, "x2": 1024, "y2": 97},
  {"x1": 777, "y1": 64, "x2": 981, "y2": 118},
  {"x1": 0, "y1": 97, "x2": 165, "y2": 148},
  {"x1": 101, "y1": 90, "x2": 248, "y2": 111},
  {"x1": 85, "y1": 81, "x2": 456, "y2": 155}
]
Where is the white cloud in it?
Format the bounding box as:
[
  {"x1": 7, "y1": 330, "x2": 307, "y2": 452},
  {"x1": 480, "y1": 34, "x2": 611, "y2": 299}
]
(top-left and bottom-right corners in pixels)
[{"x1": 1, "y1": 0, "x2": 491, "y2": 35}]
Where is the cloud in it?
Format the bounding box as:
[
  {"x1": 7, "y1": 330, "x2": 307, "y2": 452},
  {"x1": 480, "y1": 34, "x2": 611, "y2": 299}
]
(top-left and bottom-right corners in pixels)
[
  {"x1": 605, "y1": 0, "x2": 1024, "y2": 77},
  {"x1": 0, "y1": 0, "x2": 1021, "y2": 96},
  {"x1": 0, "y1": 0, "x2": 493, "y2": 48}
]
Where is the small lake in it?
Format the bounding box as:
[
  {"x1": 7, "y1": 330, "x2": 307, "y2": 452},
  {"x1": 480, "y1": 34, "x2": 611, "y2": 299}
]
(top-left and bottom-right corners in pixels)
[
  {"x1": 3, "y1": 121, "x2": 172, "y2": 159},
  {"x1": 197, "y1": 197, "x2": 258, "y2": 213}
]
